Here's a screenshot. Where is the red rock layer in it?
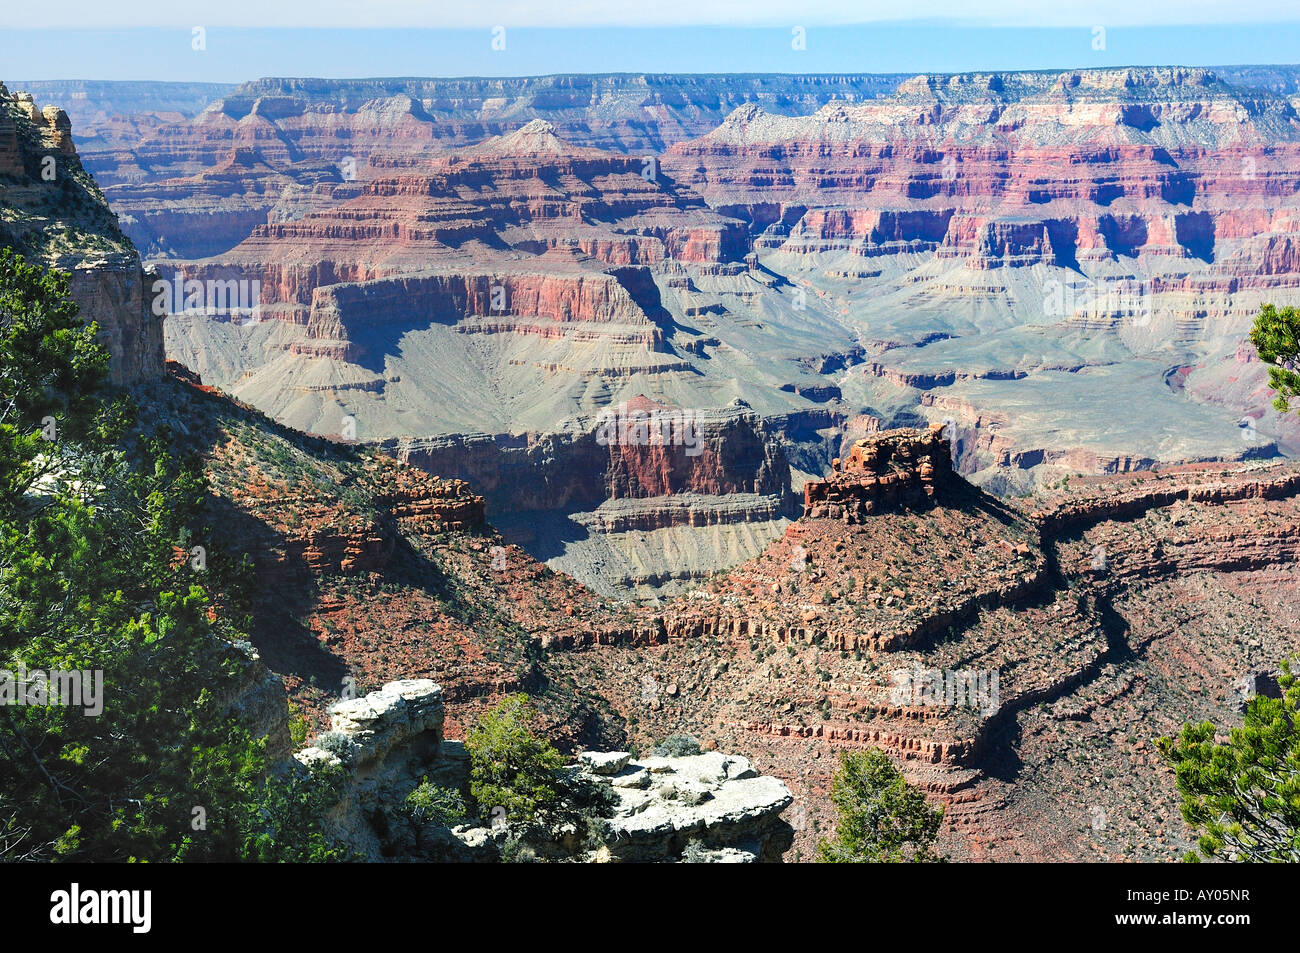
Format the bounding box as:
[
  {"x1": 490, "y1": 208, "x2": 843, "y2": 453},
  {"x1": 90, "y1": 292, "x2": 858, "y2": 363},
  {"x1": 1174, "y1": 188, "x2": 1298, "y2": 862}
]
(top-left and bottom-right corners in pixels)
[
  {"x1": 803, "y1": 424, "x2": 954, "y2": 519},
  {"x1": 662, "y1": 70, "x2": 1300, "y2": 278}
]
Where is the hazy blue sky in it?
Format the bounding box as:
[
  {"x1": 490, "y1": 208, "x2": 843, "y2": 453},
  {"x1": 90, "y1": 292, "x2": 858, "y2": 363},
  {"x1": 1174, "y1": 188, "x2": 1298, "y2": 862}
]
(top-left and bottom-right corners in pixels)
[{"x1": 5, "y1": 2, "x2": 1300, "y2": 82}]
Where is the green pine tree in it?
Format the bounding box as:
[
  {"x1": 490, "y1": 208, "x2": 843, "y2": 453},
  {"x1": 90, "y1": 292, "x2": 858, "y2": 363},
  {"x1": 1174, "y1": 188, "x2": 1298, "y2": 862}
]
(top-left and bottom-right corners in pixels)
[
  {"x1": 1249, "y1": 303, "x2": 1300, "y2": 415},
  {"x1": 817, "y1": 749, "x2": 946, "y2": 863},
  {"x1": 0, "y1": 250, "x2": 342, "y2": 862},
  {"x1": 1157, "y1": 657, "x2": 1300, "y2": 862}
]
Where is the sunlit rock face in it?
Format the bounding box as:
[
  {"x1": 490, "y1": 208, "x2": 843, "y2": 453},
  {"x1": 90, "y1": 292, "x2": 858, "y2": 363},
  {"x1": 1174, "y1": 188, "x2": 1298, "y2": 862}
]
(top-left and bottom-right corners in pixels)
[{"x1": 0, "y1": 85, "x2": 163, "y2": 385}]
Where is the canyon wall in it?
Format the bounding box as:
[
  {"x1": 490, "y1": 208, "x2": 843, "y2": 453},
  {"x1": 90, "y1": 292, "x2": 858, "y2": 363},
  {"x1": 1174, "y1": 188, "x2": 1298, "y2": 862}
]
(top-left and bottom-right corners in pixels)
[
  {"x1": 395, "y1": 405, "x2": 791, "y2": 510},
  {"x1": 66, "y1": 65, "x2": 1300, "y2": 600},
  {"x1": 0, "y1": 83, "x2": 163, "y2": 385}
]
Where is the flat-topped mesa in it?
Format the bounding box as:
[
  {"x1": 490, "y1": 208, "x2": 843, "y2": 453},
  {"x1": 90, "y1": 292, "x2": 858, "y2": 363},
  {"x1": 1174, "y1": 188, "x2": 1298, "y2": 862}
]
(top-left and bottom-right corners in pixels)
[{"x1": 803, "y1": 424, "x2": 954, "y2": 520}]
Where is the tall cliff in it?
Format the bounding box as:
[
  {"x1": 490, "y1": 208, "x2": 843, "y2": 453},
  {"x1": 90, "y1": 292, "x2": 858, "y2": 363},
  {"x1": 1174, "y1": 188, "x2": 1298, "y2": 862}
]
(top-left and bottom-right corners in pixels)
[{"x1": 0, "y1": 81, "x2": 162, "y2": 385}]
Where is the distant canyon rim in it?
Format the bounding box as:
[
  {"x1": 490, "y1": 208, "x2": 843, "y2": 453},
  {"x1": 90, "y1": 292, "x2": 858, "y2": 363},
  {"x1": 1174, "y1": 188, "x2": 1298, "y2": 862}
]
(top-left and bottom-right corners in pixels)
[{"x1": 30, "y1": 66, "x2": 1300, "y2": 599}]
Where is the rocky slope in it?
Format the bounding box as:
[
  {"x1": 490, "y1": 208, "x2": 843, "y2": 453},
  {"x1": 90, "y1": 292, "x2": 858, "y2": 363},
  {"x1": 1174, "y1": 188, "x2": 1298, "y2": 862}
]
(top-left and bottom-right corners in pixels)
[
  {"x1": 197, "y1": 411, "x2": 1300, "y2": 862},
  {"x1": 137, "y1": 365, "x2": 630, "y2": 745},
  {"x1": 537, "y1": 428, "x2": 1300, "y2": 861},
  {"x1": 117, "y1": 343, "x2": 1300, "y2": 862}
]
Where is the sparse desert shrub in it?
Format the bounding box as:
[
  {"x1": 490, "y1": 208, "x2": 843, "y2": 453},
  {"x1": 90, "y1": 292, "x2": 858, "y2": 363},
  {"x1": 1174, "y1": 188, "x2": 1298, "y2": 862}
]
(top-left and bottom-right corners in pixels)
[
  {"x1": 313, "y1": 731, "x2": 359, "y2": 765},
  {"x1": 681, "y1": 839, "x2": 709, "y2": 863},
  {"x1": 405, "y1": 780, "x2": 467, "y2": 827},
  {"x1": 466, "y1": 695, "x2": 564, "y2": 825},
  {"x1": 499, "y1": 835, "x2": 540, "y2": 863},
  {"x1": 653, "y1": 733, "x2": 702, "y2": 758},
  {"x1": 287, "y1": 705, "x2": 311, "y2": 750},
  {"x1": 465, "y1": 693, "x2": 615, "y2": 848}
]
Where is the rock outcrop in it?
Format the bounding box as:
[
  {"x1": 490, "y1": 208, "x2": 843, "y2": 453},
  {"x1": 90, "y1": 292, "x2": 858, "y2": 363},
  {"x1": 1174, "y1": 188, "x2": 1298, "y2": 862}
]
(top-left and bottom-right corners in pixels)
[
  {"x1": 454, "y1": 750, "x2": 794, "y2": 863},
  {"x1": 803, "y1": 424, "x2": 954, "y2": 519},
  {"x1": 295, "y1": 679, "x2": 446, "y2": 774},
  {"x1": 217, "y1": 642, "x2": 293, "y2": 763},
  {"x1": 593, "y1": 751, "x2": 794, "y2": 862},
  {"x1": 0, "y1": 83, "x2": 163, "y2": 385},
  {"x1": 216, "y1": 447, "x2": 485, "y2": 590},
  {"x1": 157, "y1": 120, "x2": 744, "y2": 312},
  {"x1": 293, "y1": 679, "x2": 448, "y2": 859},
  {"x1": 394, "y1": 405, "x2": 797, "y2": 597},
  {"x1": 291, "y1": 680, "x2": 793, "y2": 862}
]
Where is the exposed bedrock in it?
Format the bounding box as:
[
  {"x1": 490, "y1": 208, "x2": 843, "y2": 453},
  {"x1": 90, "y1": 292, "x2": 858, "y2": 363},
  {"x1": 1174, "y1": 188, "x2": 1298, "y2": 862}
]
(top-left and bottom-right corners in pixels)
[
  {"x1": 311, "y1": 268, "x2": 661, "y2": 333},
  {"x1": 290, "y1": 679, "x2": 794, "y2": 862},
  {"x1": 384, "y1": 407, "x2": 801, "y2": 597},
  {"x1": 0, "y1": 85, "x2": 164, "y2": 384},
  {"x1": 455, "y1": 750, "x2": 795, "y2": 863},
  {"x1": 661, "y1": 68, "x2": 1300, "y2": 275},
  {"x1": 214, "y1": 450, "x2": 486, "y2": 596},
  {"x1": 392, "y1": 406, "x2": 793, "y2": 513},
  {"x1": 803, "y1": 424, "x2": 955, "y2": 519},
  {"x1": 547, "y1": 435, "x2": 1300, "y2": 806},
  {"x1": 68, "y1": 259, "x2": 165, "y2": 385}
]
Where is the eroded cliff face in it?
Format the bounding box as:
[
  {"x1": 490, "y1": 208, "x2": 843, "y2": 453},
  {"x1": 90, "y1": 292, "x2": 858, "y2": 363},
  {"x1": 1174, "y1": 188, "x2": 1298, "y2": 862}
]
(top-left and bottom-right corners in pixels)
[
  {"x1": 162, "y1": 121, "x2": 746, "y2": 295},
  {"x1": 663, "y1": 68, "x2": 1300, "y2": 294},
  {"x1": 35, "y1": 67, "x2": 1300, "y2": 495},
  {"x1": 0, "y1": 82, "x2": 163, "y2": 385},
  {"x1": 67, "y1": 262, "x2": 164, "y2": 386},
  {"x1": 151, "y1": 123, "x2": 824, "y2": 598},
  {"x1": 69, "y1": 75, "x2": 907, "y2": 259},
  {"x1": 149, "y1": 67, "x2": 1300, "y2": 546},
  {"x1": 157, "y1": 123, "x2": 771, "y2": 449},
  {"x1": 653, "y1": 68, "x2": 1300, "y2": 485},
  {"x1": 389, "y1": 403, "x2": 796, "y2": 597},
  {"x1": 63, "y1": 65, "x2": 1300, "y2": 605}
]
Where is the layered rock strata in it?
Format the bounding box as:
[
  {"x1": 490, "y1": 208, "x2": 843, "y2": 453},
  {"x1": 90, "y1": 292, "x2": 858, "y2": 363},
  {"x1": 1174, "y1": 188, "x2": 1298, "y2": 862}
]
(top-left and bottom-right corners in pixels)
[{"x1": 803, "y1": 424, "x2": 954, "y2": 519}]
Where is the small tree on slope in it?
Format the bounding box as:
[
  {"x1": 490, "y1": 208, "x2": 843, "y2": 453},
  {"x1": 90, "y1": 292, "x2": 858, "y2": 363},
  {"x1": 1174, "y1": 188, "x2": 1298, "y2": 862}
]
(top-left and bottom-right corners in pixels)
[{"x1": 818, "y1": 748, "x2": 946, "y2": 863}]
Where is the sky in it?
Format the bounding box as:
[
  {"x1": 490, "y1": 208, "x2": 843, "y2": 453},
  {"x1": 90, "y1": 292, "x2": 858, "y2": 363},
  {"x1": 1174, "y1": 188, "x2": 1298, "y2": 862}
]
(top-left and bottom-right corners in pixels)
[{"x1": 4, "y1": 1, "x2": 1300, "y2": 82}]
